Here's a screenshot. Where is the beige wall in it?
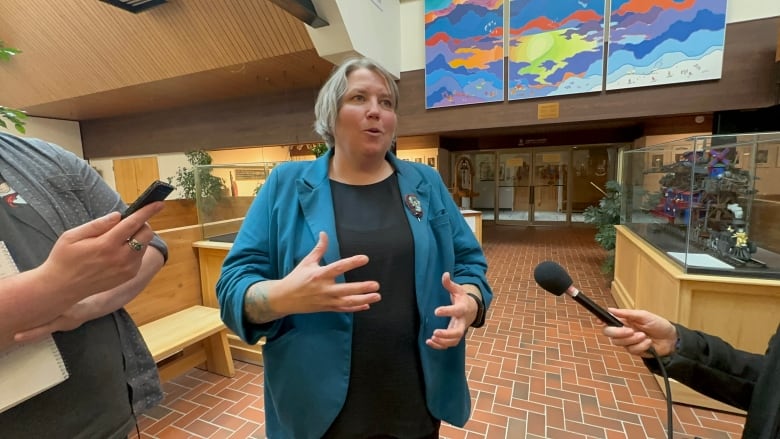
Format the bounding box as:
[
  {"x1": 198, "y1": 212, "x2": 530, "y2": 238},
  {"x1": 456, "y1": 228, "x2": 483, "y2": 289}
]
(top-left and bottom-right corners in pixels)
[
  {"x1": 209, "y1": 145, "x2": 292, "y2": 164},
  {"x1": 0, "y1": 117, "x2": 83, "y2": 158},
  {"x1": 89, "y1": 146, "x2": 294, "y2": 199},
  {"x1": 750, "y1": 143, "x2": 780, "y2": 196}
]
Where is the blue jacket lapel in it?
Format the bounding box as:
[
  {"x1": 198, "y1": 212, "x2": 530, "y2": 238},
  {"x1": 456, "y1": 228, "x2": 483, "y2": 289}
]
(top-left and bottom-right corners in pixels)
[{"x1": 296, "y1": 148, "x2": 341, "y2": 266}]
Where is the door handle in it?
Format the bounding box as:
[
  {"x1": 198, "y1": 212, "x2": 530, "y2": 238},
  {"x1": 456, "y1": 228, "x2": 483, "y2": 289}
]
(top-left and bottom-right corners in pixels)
[{"x1": 529, "y1": 186, "x2": 534, "y2": 205}]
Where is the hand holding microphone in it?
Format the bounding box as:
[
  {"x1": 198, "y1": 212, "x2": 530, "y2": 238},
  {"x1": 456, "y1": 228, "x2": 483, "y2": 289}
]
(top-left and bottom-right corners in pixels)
[
  {"x1": 601, "y1": 308, "x2": 679, "y2": 358},
  {"x1": 533, "y1": 261, "x2": 623, "y2": 327}
]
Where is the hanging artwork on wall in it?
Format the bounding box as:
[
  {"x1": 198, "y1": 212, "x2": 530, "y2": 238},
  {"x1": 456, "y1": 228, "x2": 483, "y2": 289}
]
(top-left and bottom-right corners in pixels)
[
  {"x1": 507, "y1": 0, "x2": 606, "y2": 101},
  {"x1": 424, "y1": 0, "x2": 505, "y2": 108},
  {"x1": 605, "y1": 0, "x2": 727, "y2": 91}
]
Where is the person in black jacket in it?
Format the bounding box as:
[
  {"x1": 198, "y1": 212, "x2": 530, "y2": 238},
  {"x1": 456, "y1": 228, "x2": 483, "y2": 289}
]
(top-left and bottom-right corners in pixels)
[{"x1": 602, "y1": 308, "x2": 779, "y2": 439}]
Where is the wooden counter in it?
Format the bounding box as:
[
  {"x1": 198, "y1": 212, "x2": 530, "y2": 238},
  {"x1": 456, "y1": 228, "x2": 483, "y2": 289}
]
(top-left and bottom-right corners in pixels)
[
  {"x1": 193, "y1": 240, "x2": 265, "y2": 366},
  {"x1": 460, "y1": 209, "x2": 483, "y2": 245},
  {"x1": 612, "y1": 225, "x2": 780, "y2": 414}
]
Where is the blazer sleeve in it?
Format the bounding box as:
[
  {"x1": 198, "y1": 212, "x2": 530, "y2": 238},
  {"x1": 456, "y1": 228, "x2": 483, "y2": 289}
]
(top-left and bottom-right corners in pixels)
[
  {"x1": 643, "y1": 323, "x2": 766, "y2": 410},
  {"x1": 216, "y1": 165, "x2": 284, "y2": 344},
  {"x1": 433, "y1": 169, "x2": 494, "y2": 310}
]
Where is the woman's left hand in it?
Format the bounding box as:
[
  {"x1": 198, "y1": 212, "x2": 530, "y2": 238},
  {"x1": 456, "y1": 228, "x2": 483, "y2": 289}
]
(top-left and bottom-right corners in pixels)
[{"x1": 425, "y1": 272, "x2": 478, "y2": 350}]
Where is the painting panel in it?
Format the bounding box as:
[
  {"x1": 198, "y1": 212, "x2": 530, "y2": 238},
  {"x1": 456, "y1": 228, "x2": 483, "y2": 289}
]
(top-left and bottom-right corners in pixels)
[
  {"x1": 754, "y1": 148, "x2": 777, "y2": 168},
  {"x1": 605, "y1": 0, "x2": 727, "y2": 91},
  {"x1": 508, "y1": 0, "x2": 606, "y2": 101},
  {"x1": 648, "y1": 153, "x2": 664, "y2": 170},
  {"x1": 476, "y1": 154, "x2": 495, "y2": 181},
  {"x1": 425, "y1": 0, "x2": 505, "y2": 108}
]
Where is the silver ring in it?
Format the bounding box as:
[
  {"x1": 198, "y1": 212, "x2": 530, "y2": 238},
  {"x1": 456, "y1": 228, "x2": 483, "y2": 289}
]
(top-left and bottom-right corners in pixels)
[{"x1": 127, "y1": 238, "x2": 144, "y2": 252}]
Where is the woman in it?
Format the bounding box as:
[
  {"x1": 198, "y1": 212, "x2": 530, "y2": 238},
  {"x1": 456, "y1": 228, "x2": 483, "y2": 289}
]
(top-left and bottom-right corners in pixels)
[{"x1": 217, "y1": 57, "x2": 492, "y2": 439}]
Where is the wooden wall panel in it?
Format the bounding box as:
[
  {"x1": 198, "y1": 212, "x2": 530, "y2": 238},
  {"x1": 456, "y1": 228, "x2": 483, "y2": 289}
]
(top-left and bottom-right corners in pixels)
[
  {"x1": 777, "y1": 23, "x2": 780, "y2": 62},
  {"x1": 81, "y1": 18, "x2": 780, "y2": 159},
  {"x1": 396, "y1": 135, "x2": 440, "y2": 150},
  {"x1": 126, "y1": 225, "x2": 203, "y2": 326},
  {"x1": 148, "y1": 200, "x2": 199, "y2": 231},
  {"x1": 83, "y1": 86, "x2": 323, "y2": 158}
]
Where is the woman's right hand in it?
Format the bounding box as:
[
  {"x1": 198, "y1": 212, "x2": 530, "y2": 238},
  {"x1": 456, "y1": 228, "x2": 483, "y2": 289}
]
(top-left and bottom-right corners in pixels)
[
  {"x1": 38, "y1": 202, "x2": 164, "y2": 300},
  {"x1": 268, "y1": 231, "x2": 382, "y2": 316},
  {"x1": 602, "y1": 308, "x2": 678, "y2": 358}
]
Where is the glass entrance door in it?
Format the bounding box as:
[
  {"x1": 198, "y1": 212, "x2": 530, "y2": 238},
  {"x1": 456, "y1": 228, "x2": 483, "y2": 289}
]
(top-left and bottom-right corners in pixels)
[
  {"x1": 496, "y1": 152, "x2": 531, "y2": 222},
  {"x1": 532, "y1": 150, "x2": 569, "y2": 223},
  {"x1": 496, "y1": 149, "x2": 570, "y2": 224}
]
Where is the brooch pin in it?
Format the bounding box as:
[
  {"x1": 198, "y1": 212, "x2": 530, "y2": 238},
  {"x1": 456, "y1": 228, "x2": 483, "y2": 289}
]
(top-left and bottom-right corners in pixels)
[{"x1": 404, "y1": 194, "x2": 423, "y2": 221}]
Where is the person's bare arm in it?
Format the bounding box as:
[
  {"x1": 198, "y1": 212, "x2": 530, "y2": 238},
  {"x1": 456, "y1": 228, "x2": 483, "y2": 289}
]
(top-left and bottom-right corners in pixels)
[{"x1": 12, "y1": 247, "x2": 165, "y2": 343}]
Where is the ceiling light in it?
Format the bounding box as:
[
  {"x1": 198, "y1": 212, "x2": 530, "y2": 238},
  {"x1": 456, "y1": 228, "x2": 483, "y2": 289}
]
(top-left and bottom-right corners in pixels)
[{"x1": 100, "y1": 0, "x2": 168, "y2": 14}]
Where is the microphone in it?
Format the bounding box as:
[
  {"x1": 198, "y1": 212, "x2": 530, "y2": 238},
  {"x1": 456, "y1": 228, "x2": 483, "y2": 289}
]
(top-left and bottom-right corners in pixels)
[{"x1": 533, "y1": 261, "x2": 623, "y2": 327}]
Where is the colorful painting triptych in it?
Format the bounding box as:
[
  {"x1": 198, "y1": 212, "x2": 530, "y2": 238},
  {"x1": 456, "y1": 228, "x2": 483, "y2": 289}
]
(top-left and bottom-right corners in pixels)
[{"x1": 424, "y1": 0, "x2": 727, "y2": 108}]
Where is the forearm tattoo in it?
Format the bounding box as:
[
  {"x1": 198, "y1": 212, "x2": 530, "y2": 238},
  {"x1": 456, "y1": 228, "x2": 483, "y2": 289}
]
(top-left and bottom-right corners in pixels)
[{"x1": 244, "y1": 282, "x2": 284, "y2": 324}]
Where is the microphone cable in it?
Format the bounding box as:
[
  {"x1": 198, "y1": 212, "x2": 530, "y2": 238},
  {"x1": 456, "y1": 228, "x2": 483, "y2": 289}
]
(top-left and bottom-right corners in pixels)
[{"x1": 647, "y1": 346, "x2": 674, "y2": 439}]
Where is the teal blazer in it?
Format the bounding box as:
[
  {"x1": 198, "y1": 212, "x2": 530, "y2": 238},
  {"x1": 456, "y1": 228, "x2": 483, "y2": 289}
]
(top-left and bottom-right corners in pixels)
[{"x1": 216, "y1": 149, "x2": 493, "y2": 439}]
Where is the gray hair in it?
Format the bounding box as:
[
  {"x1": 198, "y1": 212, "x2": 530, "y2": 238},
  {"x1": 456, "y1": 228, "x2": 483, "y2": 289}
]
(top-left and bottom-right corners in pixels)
[{"x1": 313, "y1": 57, "x2": 399, "y2": 149}]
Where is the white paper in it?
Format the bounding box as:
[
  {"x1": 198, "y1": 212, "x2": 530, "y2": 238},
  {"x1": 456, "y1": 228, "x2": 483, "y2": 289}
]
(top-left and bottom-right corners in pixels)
[{"x1": 667, "y1": 252, "x2": 735, "y2": 270}]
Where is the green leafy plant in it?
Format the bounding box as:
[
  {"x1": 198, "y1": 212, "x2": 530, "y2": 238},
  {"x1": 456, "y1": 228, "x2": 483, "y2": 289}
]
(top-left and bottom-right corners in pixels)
[
  {"x1": 167, "y1": 150, "x2": 226, "y2": 213},
  {"x1": 0, "y1": 106, "x2": 26, "y2": 134},
  {"x1": 583, "y1": 180, "x2": 622, "y2": 273},
  {"x1": 0, "y1": 41, "x2": 27, "y2": 133},
  {"x1": 0, "y1": 41, "x2": 21, "y2": 61},
  {"x1": 309, "y1": 143, "x2": 328, "y2": 158}
]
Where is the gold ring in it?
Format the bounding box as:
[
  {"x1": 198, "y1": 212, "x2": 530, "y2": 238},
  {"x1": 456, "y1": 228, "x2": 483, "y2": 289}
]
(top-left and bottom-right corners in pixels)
[{"x1": 127, "y1": 238, "x2": 144, "y2": 252}]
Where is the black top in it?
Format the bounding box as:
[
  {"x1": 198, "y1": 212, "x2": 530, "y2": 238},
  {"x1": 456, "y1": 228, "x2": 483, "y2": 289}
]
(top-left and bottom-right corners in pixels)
[{"x1": 323, "y1": 173, "x2": 437, "y2": 439}]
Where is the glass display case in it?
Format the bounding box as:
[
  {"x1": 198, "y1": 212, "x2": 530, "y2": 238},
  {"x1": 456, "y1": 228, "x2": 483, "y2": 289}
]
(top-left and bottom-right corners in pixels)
[
  {"x1": 194, "y1": 162, "x2": 278, "y2": 241},
  {"x1": 620, "y1": 132, "x2": 780, "y2": 279}
]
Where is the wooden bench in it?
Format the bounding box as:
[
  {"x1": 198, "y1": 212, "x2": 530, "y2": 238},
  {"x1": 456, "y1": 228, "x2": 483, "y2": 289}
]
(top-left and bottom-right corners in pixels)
[
  {"x1": 138, "y1": 305, "x2": 235, "y2": 382},
  {"x1": 128, "y1": 225, "x2": 236, "y2": 382}
]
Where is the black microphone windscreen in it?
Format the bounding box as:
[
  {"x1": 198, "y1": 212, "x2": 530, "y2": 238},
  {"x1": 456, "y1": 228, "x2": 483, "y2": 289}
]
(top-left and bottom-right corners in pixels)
[{"x1": 534, "y1": 261, "x2": 573, "y2": 296}]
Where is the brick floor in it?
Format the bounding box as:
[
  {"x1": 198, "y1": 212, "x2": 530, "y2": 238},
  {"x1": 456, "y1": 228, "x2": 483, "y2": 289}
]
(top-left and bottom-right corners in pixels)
[{"x1": 132, "y1": 225, "x2": 748, "y2": 438}]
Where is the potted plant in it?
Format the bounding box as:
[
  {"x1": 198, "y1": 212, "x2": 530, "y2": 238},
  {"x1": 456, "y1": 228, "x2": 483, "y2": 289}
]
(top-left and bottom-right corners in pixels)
[
  {"x1": 583, "y1": 180, "x2": 622, "y2": 274},
  {"x1": 167, "y1": 150, "x2": 226, "y2": 219}
]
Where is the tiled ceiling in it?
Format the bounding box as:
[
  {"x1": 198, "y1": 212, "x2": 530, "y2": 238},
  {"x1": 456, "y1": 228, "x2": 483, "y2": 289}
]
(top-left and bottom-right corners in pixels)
[{"x1": 0, "y1": 0, "x2": 334, "y2": 121}]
